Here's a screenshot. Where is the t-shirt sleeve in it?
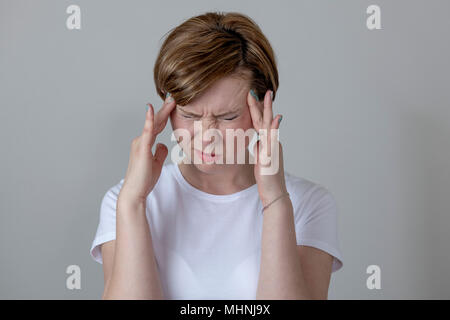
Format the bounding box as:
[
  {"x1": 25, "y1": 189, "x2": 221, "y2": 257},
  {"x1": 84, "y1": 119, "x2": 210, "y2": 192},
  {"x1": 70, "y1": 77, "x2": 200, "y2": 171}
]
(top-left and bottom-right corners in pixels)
[
  {"x1": 293, "y1": 184, "x2": 344, "y2": 273},
  {"x1": 89, "y1": 179, "x2": 124, "y2": 264}
]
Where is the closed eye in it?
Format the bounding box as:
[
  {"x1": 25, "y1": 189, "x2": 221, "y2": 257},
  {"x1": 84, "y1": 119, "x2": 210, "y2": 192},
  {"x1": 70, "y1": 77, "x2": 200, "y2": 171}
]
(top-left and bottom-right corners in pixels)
[
  {"x1": 181, "y1": 113, "x2": 200, "y2": 119},
  {"x1": 223, "y1": 115, "x2": 238, "y2": 121}
]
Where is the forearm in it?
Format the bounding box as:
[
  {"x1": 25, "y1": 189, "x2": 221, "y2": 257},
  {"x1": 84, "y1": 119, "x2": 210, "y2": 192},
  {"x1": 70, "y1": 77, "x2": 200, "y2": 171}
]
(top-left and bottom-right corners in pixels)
[
  {"x1": 104, "y1": 198, "x2": 164, "y2": 299},
  {"x1": 256, "y1": 197, "x2": 311, "y2": 299}
]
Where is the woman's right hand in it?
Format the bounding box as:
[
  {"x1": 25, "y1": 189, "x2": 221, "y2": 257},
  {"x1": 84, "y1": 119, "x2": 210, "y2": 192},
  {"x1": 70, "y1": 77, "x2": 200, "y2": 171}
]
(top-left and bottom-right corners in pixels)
[{"x1": 119, "y1": 94, "x2": 176, "y2": 206}]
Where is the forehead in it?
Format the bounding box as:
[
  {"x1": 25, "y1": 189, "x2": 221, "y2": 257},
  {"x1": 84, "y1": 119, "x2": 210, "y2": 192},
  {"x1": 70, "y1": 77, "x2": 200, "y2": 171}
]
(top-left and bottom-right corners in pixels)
[{"x1": 180, "y1": 76, "x2": 250, "y2": 112}]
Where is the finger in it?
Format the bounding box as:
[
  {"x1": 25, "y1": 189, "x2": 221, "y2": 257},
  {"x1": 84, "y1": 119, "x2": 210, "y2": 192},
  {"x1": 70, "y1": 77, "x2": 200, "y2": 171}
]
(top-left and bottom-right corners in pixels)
[
  {"x1": 266, "y1": 114, "x2": 282, "y2": 160},
  {"x1": 271, "y1": 114, "x2": 282, "y2": 130},
  {"x1": 252, "y1": 139, "x2": 260, "y2": 164},
  {"x1": 262, "y1": 90, "x2": 273, "y2": 128},
  {"x1": 153, "y1": 142, "x2": 168, "y2": 165},
  {"x1": 259, "y1": 129, "x2": 270, "y2": 162},
  {"x1": 154, "y1": 93, "x2": 177, "y2": 134},
  {"x1": 247, "y1": 89, "x2": 263, "y2": 130},
  {"x1": 142, "y1": 103, "x2": 156, "y2": 147},
  {"x1": 151, "y1": 143, "x2": 169, "y2": 184},
  {"x1": 254, "y1": 136, "x2": 270, "y2": 166}
]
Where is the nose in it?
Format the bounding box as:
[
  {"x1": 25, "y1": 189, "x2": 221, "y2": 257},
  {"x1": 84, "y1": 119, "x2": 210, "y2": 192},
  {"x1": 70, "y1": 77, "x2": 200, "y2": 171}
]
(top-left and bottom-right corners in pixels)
[
  {"x1": 201, "y1": 118, "x2": 217, "y2": 131},
  {"x1": 193, "y1": 118, "x2": 222, "y2": 150}
]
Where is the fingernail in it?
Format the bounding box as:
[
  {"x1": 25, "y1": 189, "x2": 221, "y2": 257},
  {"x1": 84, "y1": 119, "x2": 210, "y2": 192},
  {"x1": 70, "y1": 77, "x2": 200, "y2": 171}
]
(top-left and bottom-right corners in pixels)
[
  {"x1": 250, "y1": 89, "x2": 259, "y2": 102},
  {"x1": 270, "y1": 90, "x2": 274, "y2": 100},
  {"x1": 146, "y1": 104, "x2": 149, "y2": 112},
  {"x1": 278, "y1": 115, "x2": 283, "y2": 125},
  {"x1": 166, "y1": 92, "x2": 173, "y2": 102}
]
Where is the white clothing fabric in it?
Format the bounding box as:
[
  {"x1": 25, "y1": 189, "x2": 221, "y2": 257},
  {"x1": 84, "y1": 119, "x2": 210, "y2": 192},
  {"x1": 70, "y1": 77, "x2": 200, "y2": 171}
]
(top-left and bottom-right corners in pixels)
[{"x1": 90, "y1": 163, "x2": 343, "y2": 299}]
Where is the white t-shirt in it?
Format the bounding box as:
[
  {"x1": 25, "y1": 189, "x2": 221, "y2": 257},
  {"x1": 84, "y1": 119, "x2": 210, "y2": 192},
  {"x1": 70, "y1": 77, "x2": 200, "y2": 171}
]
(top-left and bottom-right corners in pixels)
[{"x1": 90, "y1": 163, "x2": 343, "y2": 299}]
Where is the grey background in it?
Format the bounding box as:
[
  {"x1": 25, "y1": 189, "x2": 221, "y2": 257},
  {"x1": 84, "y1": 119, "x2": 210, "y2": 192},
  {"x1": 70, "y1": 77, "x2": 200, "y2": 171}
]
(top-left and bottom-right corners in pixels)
[{"x1": 1, "y1": 0, "x2": 449, "y2": 299}]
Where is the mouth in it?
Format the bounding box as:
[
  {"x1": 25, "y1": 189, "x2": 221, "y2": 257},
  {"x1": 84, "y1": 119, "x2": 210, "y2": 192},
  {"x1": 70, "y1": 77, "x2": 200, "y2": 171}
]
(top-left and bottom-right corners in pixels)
[{"x1": 195, "y1": 149, "x2": 218, "y2": 163}]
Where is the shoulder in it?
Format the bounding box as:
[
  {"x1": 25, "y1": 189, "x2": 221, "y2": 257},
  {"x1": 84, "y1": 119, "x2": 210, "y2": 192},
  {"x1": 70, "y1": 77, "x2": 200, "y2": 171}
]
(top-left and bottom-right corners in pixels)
[
  {"x1": 284, "y1": 171, "x2": 331, "y2": 201},
  {"x1": 101, "y1": 178, "x2": 124, "y2": 206},
  {"x1": 284, "y1": 171, "x2": 343, "y2": 272},
  {"x1": 159, "y1": 162, "x2": 178, "y2": 180},
  {"x1": 284, "y1": 171, "x2": 337, "y2": 215},
  {"x1": 152, "y1": 162, "x2": 179, "y2": 191},
  {"x1": 103, "y1": 163, "x2": 177, "y2": 200}
]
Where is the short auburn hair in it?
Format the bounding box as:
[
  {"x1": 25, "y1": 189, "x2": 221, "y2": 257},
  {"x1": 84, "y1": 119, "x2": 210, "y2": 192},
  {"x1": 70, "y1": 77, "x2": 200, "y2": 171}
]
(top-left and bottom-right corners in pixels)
[{"x1": 153, "y1": 11, "x2": 279, "y2": 106}]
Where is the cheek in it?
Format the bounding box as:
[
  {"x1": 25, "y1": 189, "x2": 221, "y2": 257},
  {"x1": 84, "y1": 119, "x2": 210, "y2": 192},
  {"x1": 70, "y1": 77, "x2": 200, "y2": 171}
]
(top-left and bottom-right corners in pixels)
[
  {"x1": 238, "y1": 113, "x2": 254, "y2": 130},
  {"x1": 239, "y1": 108, "x2": 254, "y2": 129},
  {"x1": 219, "y1": 113, "x2": 254, "y2": 151},
  {"x1": 171, "y1": 115, "x2": 192, "y2": 132},
  {"x1": 221, "y1": 111, "x2": 253, "y2": 131},
  {"x1": 171, "y1": 116, "x2": 195, "y2": 147}
]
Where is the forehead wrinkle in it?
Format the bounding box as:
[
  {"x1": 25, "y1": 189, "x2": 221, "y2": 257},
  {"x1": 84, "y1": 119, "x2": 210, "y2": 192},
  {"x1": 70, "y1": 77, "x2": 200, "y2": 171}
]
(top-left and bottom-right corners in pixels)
[
  {"x1": 211, "y1": 90, "x2": 247, "y2": 116},
  {"x1": 177, "y1": 101, "x2": 242, "y2": 117},
  {"x1": 213, "y1": 105, "x2": 241, "y2": 117},
  {"x1": 176, "y1": 105, "x2": 202, "y2": 116},
  {"x1": 177, "y1": 79, "x2": 249, "y2": 117}
]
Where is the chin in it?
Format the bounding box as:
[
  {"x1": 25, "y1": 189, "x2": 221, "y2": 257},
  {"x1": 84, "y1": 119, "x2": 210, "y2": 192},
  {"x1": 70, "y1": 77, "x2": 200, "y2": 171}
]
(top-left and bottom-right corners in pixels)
[{"x1": 192, "y1": 162, "x2": 223, "y2": 174}]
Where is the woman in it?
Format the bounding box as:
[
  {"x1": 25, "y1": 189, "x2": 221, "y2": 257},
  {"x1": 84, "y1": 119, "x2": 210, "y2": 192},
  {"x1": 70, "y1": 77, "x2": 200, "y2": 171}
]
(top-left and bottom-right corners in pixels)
[{"x1": 90, "y1": 11, "x2": 343, "y2": 299}]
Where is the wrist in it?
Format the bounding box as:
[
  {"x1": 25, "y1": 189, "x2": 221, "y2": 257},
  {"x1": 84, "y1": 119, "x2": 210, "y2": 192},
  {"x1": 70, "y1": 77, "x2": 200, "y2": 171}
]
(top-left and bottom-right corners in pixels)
[
  {"x1": 259, "y1": 186, "x2": 288, "y2": 207},
  {"x1": 261, "y1": 191, "x2": 290, "y2": 212},
  {"x1": 117, "y1": 192, "x2": 147, "y2": 210}
]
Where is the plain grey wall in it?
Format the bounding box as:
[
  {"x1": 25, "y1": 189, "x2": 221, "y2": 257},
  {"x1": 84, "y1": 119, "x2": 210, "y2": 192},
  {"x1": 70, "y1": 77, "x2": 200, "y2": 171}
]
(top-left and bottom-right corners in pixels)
[{"x1": 1, "y1": 0, "x2": 449, "y2": 299}]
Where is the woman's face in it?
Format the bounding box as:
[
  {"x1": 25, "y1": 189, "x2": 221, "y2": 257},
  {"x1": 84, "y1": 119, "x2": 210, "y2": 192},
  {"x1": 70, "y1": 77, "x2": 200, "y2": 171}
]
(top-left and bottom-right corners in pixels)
[{"x1": 169, "y1": 75, "x2": 257, "y2": 174}]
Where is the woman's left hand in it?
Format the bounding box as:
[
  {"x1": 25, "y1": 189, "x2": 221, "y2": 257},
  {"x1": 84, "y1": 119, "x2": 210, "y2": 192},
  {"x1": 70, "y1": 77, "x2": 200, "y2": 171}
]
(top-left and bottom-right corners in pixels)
[{"x1": 247, "y1": 89, "x2": 287, "y2": 207}]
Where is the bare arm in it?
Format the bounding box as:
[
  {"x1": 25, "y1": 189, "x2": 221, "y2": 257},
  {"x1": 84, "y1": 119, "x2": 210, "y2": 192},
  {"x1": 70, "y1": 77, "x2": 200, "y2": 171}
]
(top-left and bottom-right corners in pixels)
[
  {"x1": 100, "y1": 241, "x2": 114, "y2": 298},
  {"x1": 99, "y1": 93, "x2": 176, "y2": 299},
  {"x1": 101, "y1": 199, "x2": 163, "y2": 299},
  {"x1": 256, "y1": 196, "x2": 333, "y2": 299},
  {"x1": 247, "y1": 89, "x2": 333, "y2": 299},
  {"x1": 297, "y1": 244, "x2": 333, "y2": 299}
]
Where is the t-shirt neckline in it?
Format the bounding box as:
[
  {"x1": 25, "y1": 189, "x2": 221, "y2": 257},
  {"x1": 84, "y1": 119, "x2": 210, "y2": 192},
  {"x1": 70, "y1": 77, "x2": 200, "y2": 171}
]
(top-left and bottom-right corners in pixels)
[{"x1": 170, "y1": 163, "x2": 258, "y2": 202}]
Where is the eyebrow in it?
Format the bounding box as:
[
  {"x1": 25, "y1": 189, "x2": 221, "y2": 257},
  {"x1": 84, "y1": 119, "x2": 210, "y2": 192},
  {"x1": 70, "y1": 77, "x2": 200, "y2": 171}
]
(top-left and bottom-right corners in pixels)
[{"x1": 177, "y1": 106, "x2": 241, "y2": 117}]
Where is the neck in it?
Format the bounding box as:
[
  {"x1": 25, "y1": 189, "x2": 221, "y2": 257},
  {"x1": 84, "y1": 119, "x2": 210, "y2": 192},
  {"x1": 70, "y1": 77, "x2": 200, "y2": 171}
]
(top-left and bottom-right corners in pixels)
[{"x1": 178, "y1": 163, "x2": 256, "y2": 195}]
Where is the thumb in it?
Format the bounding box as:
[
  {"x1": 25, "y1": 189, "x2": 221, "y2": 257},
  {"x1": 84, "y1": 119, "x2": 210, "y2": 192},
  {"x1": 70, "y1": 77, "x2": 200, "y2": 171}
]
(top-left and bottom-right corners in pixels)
[
  {"x1": 253, "y1": 139, "x2": 260, "y2": 164},
  {"x1": 152, "y1": 143, "x2": 169, "y2": 179}
]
